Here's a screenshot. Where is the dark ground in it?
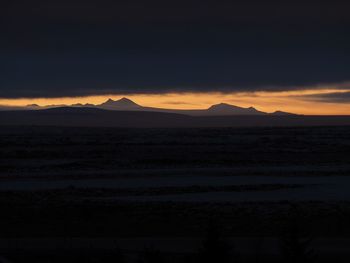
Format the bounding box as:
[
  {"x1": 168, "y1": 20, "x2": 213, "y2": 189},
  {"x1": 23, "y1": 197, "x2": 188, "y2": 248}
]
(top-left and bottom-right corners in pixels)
[
  {"x1": 1, "y1": 126, "x2": 350, "y2": 262},
  {"x1": 1, "y1": 126, "x2": 350, "y2": 178}
]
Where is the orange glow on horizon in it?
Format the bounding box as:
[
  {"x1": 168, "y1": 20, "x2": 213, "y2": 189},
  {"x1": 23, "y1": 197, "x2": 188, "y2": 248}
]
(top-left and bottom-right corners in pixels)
[{"x1": 0, "y1": 89, "x2": 349, "y2": 115}]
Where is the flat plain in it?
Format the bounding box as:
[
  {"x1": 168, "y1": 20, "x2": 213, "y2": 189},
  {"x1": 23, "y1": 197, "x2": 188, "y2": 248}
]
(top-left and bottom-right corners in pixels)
[{"x1": 1, "y1": 126, "x2": 350, "y2": 262}]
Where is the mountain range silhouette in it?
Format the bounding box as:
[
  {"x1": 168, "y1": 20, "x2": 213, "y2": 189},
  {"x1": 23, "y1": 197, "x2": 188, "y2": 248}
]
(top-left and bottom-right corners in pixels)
[
  {"x1": 0, "y1": 97, "x2": 293, "y2": 116},
  {"x1": 73, "y1": 97, "x2": 293, "y2": 116},
  {"x1": 0, "y1": 98, "x2": 349, "y2": 127}
]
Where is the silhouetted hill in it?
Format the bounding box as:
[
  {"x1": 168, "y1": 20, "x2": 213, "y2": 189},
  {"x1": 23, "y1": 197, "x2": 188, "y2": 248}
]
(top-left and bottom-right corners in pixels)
[
  {"x1": 270, "y1": 110, "x2": 295, "y2": 116},
  {"x1": 0, "y1": 97, "x2": 296, "y2": 116},
  {"x1": 95, "y1": 98, "x2": 286, "y2": 116},
  {"x1": 0, "y1": 107, "x2": 349, "y2": 127},
  {"x1": 0, "y1": 107, "x2": 191, "y2": 127},
  {"x1": 206, "y1": 103, "x2": 266, "y2": 115}
]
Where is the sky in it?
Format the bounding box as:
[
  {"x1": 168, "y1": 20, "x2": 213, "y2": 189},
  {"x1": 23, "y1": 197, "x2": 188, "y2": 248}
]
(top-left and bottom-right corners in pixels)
[{"x1": 1, "y1": 0, "x2": 350, "y2": 114}]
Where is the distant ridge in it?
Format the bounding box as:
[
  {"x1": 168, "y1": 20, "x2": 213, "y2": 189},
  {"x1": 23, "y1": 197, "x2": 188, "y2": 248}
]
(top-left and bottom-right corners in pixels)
[
  {"x1": 93, "y1": 97, "x2": 293, "y2": 116},
  {"x1": 271, "y1": 110, "x2": 295, "y2": 116},
  {"x1": 207, "y1": 103, "x2": 266, "y2": 115},
  {"x1": 0, "y1": 106, "x2": 349, "y2": 127},
  {"x1": 1, "y1": 97, "x2": 295, "y2": 116}
]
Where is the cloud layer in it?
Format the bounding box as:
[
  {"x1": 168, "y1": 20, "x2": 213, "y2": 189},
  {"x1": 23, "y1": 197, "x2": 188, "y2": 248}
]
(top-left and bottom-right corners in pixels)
[
  {"x1": 1, "y1": 0, "x2": 350, "y2": 98},
  {"x1": 301, "y1": 92, "x2": 350, "y2": 103}
]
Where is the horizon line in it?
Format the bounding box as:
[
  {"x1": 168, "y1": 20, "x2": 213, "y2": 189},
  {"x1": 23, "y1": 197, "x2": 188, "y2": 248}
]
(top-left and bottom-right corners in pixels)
[{"x1": 0, "y1": 90, "x2": 350, "y2": 115}]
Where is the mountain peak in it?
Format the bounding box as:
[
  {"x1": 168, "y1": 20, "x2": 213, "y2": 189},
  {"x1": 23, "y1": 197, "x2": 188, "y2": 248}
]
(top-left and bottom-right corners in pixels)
[
  {"x1": 208, "y1": 103, "x2": 242, "y2": 110},
  {"x1": 118, "y1": 97, "x2": 137, "y2": 104},
  {"x1": 100, "y1": 97, "x2": 141, "y2": 109}
]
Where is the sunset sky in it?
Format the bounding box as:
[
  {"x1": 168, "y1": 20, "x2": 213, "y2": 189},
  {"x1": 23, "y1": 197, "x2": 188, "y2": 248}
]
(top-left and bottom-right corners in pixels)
[{"x1": 2, "y1": 0, "x2": 350, "y2": 115}]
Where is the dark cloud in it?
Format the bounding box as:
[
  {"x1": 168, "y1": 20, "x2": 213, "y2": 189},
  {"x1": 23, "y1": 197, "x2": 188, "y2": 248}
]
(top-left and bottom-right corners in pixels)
[
  {"x1": 1, "y1": 0, "x2": 350, "y2": 98},
  {"x1": 301, "y1": 91, "x2": 350, "y2": 104},
  {"x1": 3, "y1": 0, "x2": 350, "y2": 27}
]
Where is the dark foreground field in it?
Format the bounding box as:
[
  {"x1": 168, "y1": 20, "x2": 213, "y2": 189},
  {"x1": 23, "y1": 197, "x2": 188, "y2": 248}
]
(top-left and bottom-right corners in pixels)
[{"x1": 1, "y1": 126, "x2": 350, "y2": 262}]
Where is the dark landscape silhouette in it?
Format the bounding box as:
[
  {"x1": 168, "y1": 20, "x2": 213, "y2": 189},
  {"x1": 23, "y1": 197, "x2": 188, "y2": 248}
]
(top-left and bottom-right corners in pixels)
[
  {"x1": 1, "y1": 97, "x2": 290, "y2": 115},
  {"x1": 0, "y1": 98, "x2": 350, "y2": 128}
]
